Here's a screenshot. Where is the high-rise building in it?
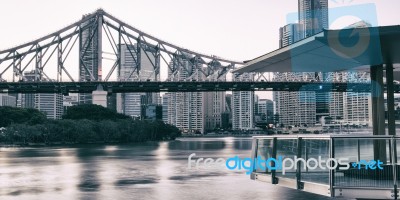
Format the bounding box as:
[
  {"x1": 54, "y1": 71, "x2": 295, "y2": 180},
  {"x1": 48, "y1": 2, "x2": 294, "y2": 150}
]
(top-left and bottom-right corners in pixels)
[
  {"x1": 274, "y1": 72, "x2": 316, "y2": 127},
  {"x1": 17, "y1": 71, "x2": 64, "y2": 119},
  {"x1": 298, "y1": 0, "x2": 329, "y2": 37},
  {"x1": 274, "y1": 85, "x2": 316, "y2": 127},
  {"x1": 35, "y1": 93, "x2": 63, "y2": 119},
  {"x1": 343, "y1": 92, "x2": 371, "y2": 125},
  {"x1": 204, "y1": 91, "x2": 226, "y2": 131},
  {"x1": 117, "y1": 44, "x2": 160, "y2": 118},
  {"x1": 167, "y1": 54, "x2": 205, "y2": 134},
  {"x1": 279, "y1": 23, "x2": 303, "y2": 48},
  {"x1": 79, "y1": 16, "x2": 102, "y2": 105},
  {"x1": 0, "y1": 94, "x2": 17, "y2": 107},
  {"x1": 255, "y1": 99, "x2": 274, "y2": 124},
  {"x1": 232, "y1": 73, "x2": 255, "y2": 130},
  {"x1": 162, "y1": 94, "x2": 169, "y2": 124},
  {"x1": 203, "y1": 71, "x2": 226, "y2": 132},
  {"x1": 275, "y1": 0, "x2": 328, "y2": 127},
  {"x1": 17, "y1": 70, "x2": 36, "y2": 108},
  {"x1": 329, "y1": 92, "x2": 344, "y2": 119}
]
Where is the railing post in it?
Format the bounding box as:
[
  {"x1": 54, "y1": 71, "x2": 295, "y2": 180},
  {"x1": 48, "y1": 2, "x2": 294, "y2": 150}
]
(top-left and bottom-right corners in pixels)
[
  {"x1": 357, "y1": 139, "x2": 360, "y2": 162},
  {"x1": 392, "y1": 137, "x2": 398, "y2": 199},
  {"x1": 297, "y1": 137, "x2": 303, "y2": 190},
  {"x1": 250, "y1": 137, "x2": 258, "y2": 180},
  {"x1": 272, "y1": 137, "x2": 278, "y2": 184},
  {"x1": 329, "y1": 137, "x2": 335, "y2": 197}
]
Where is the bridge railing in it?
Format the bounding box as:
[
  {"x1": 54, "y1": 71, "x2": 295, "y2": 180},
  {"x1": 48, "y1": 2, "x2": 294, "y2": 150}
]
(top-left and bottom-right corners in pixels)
[{"x1": 251, "y1": 135, "x2": 400, "y2": 199}]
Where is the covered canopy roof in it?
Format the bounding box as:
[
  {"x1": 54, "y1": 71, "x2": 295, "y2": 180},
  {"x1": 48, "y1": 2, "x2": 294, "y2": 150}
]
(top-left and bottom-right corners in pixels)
[{"x1": 234, "y1": 25, "x2": 400, "y2": 74}]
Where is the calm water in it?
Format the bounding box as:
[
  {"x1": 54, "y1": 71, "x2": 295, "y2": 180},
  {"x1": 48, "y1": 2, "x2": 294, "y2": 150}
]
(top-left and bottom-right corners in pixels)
[{"x1": 0, "y1": 137, "x2": 341, "y2": 200}]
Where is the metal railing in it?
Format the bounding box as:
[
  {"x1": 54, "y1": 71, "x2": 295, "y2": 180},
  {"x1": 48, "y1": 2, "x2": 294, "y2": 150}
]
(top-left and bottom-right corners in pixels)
[{"x1": 250, "y1": 135, "x2": 400, "y2": 199}]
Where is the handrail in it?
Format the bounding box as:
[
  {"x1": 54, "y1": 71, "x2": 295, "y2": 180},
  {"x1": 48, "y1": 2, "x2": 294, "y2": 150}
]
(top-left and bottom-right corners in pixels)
[
  {"x1": 253, "y1": 134, "x2": 400, "y2": 139},
  {"x1": 251, "y1": 135, "x2": 400, "y2": 198}
]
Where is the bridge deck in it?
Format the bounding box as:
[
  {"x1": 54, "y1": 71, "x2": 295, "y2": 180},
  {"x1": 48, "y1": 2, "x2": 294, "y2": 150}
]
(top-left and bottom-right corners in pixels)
[{"x1": 0, "y1": 81, "x2": 398, "y2": 93}]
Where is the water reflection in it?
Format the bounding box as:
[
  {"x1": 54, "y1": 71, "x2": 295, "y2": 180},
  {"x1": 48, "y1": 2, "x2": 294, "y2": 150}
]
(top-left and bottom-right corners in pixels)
[
  {"x1": 168, "y1": 139, "x2": 226, "y2": 150},
  {"x1": 0, "y1": 138, "x2": 337, "y2": 200}
]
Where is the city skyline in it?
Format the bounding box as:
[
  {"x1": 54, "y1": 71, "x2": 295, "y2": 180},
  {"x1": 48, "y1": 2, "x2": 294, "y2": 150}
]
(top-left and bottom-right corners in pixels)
[
  {"x1": 1, "y1": 0, "x2": 399, "y2": 99},
  {"x1": 1, "y1": 2, "x2": 400, "y2": 200}
]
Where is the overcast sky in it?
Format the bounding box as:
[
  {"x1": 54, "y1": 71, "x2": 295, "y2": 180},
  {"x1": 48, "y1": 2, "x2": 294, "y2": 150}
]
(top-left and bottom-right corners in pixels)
[{"x1": 1, "y1": 0, "x2": 399, "y2": 99}]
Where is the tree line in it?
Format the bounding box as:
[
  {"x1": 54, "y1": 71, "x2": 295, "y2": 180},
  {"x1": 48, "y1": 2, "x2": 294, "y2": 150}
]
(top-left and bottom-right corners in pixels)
[{"x1": 0, "y1": 105, "x2": 181, "y2": 145}]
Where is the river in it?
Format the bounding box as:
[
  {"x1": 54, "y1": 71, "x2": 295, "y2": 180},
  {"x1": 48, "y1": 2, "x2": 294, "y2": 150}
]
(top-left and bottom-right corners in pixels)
[{"x1": 0, "y1": 137, "x2": 340, "y2": 200}]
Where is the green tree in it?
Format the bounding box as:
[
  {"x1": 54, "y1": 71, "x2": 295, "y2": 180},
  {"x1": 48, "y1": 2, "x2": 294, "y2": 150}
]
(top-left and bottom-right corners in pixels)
[
  {"x1": 0, "y1": 107, "x2": 46, "y2": 127},
  {"x1": 63, "y1": 104, "x2": 129, "y2": 121}
]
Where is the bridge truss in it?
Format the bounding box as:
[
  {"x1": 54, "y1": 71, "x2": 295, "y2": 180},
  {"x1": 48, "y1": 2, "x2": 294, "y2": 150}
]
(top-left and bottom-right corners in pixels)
[
  {"x1": 0, "y1": 9, "x2": 384, "y2": 93},
  {"x1": 0, "y1": 9, "x2": 241, "y2": 84}
]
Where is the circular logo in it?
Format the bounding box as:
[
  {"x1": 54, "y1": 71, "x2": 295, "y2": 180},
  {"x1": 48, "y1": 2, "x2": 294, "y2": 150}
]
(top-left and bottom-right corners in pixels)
[{"x1": 327, "y1": 17, "x2": 370, "y2": 59}]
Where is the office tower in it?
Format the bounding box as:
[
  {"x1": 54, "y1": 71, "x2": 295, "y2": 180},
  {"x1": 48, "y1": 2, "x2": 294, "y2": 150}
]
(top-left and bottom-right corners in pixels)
[
  {"x1": 343, "y1": 92, "x2": 371, "y2": 126},
  {"x1": 16, "y1": 71, "x2": 63, "y2": 119},
  {"x1": 167, "y1": 54, "x2": 205, "y2": 134},
  {"x1": 274, "y1": 91, "x2": 316, "y2": 127},
  {"x1": 32, "y1": 76, "x2": 64, "y2": 119},
  {"x1": 329, "y1": 91, "x2": 344, "y2": 119},
  {"x1": 298, "y1": 0, "x2": 329, "y2": 37},
  {"x1": 317, "y1": 72, "x2": 371, "y2": 126},
  {"x1": 79, "y1": 16, "x2": 102, "y2": 105},
  {"x1": 162, "y1": 94, "x2": 169, "y2": 124},
  {"x1": 232, "y1": 73, "x2": 255, "y2": 130},
  {"x1": 117, "y1": 44, "x2": 160, "y2": 118},
  {"x1": 274, "y1": 73, "x2": 316, "y2": 126},
  {"x1": 0, "y1": 94, "x2": 16, "y2": 107},
  {"x1": 17, "y1": 70, "x2": 36, "y2": 108},
  {"x1": 256, "y1": 99, "x2": 274, "y2": 124},
  {"x1": 204, "y1": 70, "x2": 226, "y2": 131},
  {"x1": 274, "y1": 0, "x2": 328, "y2": 127},
  {"x1": 204, "y1": 91, "x2": 226, "y2": 131},
  {"x1": 341, "y1": 72, "x2": 371, "y2": 126},
  {"x1": 279, "y1": 23, "x2": 303, "y2": 48},
  {"x1": 35, "y1": 93, "x2": 63, "y2": 119},
  {"x1": 34, "y1": 79, "x2": 64, "y2": 119}
]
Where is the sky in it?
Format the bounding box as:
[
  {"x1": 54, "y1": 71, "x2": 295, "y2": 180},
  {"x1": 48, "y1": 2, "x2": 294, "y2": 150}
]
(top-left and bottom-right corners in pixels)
[{"x1": 1, "y1": 0, "x2": 400, "y2": 99}]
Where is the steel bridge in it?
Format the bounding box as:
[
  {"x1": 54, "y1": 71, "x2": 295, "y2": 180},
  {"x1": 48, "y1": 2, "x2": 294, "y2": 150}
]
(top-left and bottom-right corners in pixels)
[
  {"x1": 0, "y1": 9, "x2": 384, "y2": 94},
  {"x1": 0, "y1": 9, "x2": 240, "y2": 84},
  {"x1": 0, "y1": 81, "x2": 399, "y2": 94}
]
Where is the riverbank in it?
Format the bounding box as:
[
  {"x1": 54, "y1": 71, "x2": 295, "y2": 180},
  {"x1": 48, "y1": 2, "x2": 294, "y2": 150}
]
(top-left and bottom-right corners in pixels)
[
  {"x1": 0, "y1": 105, "x2": 182, "y2": 146},
  {"x1": 0, "y1": 138, "x2": 176, "y2": 147}
]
